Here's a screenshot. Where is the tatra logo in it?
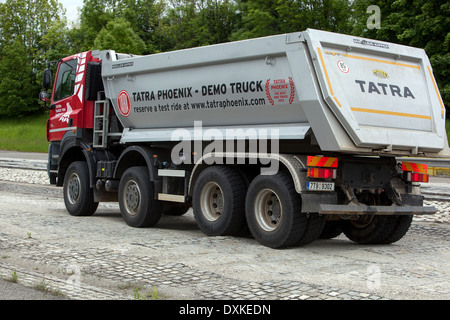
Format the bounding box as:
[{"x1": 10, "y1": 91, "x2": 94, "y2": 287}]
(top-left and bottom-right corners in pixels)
[
  {"x1": 373, "y1": 69, "x2": 389, "y2": 79},
  {"x1": 117, "y1": 90, "x2": 131, "y2": 117},
  {"x1": 355, "y1": 80, "x2": 415, "y2": 99}
]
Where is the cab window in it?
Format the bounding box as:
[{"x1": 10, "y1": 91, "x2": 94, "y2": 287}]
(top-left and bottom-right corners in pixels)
[{"x1": 54, "y1": 59, "x2": 77, "y2": 102}]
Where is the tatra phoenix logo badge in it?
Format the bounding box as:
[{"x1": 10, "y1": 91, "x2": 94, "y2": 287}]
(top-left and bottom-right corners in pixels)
[{"x1": 265, "y1": 77, "x2": 296, "y2": 105}]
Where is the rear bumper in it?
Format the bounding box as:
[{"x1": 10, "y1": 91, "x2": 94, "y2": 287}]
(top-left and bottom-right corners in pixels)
[{"x1": 319, "y1": 204, "x2": 436, "y2": 216}]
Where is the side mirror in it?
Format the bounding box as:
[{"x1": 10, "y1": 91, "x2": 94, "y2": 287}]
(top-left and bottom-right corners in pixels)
[
  {"x1": 42, "y1": 68, "x2": 52, "y2": 90},
  {"x1": 39, "y1": 91, "x2": 51, "y2": 102},
  {"x1": 39, "y1": 91, "x2": 54, "y2": 110}
]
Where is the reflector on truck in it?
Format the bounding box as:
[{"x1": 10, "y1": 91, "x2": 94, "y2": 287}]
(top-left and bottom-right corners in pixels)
[
  {"x1": 402, "y1": 161, "x2": 428, "y2": 174},
  {"x1": 306, "y1": 156, "x2": 338, "y2": 168}
]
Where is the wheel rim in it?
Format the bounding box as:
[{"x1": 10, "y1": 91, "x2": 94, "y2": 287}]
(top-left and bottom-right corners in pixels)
[
  {"x1": 67, "y1": 172, "x2": 81, "y2": 205},
  {"x1": 254, "y1": 188, "x2": 282, "y2": 232},
  {"x1": 123, "y1": 180, "x2": 141, "y2": 216},
  {"x1": 350, "y1": 215, "x2": 375, "y2": 229},
  {"x1": 200, "y1": 182, "x2": 224, "y2": 222}
]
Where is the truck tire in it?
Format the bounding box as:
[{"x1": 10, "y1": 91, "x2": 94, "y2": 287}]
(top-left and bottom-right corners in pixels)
[
  {"x1": 63, "y1": 161, "x2": 98, "y2": 216},
  {"x1": 379, "y1": 215, "x2": 413, "y2": 244},
  {"x1": 342, "y1": 215, "x2": 397, "y2": 244},
  {"x1": 119, "y1": 166, "x2": 162, "y2": 228},
  {"x1": 319, "y1": 220, "x2": 343, "y2": 239},
  {"x1": 297, "y1": 213, "x2": 326, "y2": 245},
  {"x1": 245, "y1": 172, "x2": 307, "y2": 248},
  {"x1": 192, "y1": 166, "x2": 246, "y2": 236}
]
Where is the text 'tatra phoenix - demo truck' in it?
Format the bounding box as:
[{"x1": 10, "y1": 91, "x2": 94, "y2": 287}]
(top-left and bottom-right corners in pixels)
[{"x1": 40, "y1": 29, "x2": 449, "y2": 248}]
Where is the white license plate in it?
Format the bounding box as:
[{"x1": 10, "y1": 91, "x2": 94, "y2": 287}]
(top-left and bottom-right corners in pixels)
[{"x1": 307, "y1": 182, "x2": 335, "y2": 191}]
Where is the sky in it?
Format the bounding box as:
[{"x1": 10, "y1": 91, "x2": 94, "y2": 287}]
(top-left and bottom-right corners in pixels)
[{"x1": 60, "y1": 0, "x2": 83, "y2": 25}]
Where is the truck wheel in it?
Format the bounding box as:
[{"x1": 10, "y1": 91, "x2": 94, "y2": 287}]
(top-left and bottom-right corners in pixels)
[
  {"x1": 63, "y1": 161, "x2": 98, "y2": 216},
  {"x1": 245, "y1": 172, "x2": 307, "y2": 248},
  {"x1": 379, "y1": 215, "x2": 413, "y2": 244},
  {"x1": 119, "y1": 166, "x2": 162, "y2": 228},
  {"x1": 319, "y1": 220, "x2": 343, "y2": 239},
  {"x1": 192, "y1": 166, "x2": 246, "y2": 236},
  {"x1": 342, "y1": 215, "x2": 397, "y2": 244},
  {"x1": 297, "y1": 213, "x2": 326, "y2": 245}
]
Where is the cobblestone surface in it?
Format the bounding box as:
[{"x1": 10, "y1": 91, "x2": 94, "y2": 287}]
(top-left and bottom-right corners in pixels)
[{"x1": 0, "y1": 165, "x2": 449, "y2": 300}]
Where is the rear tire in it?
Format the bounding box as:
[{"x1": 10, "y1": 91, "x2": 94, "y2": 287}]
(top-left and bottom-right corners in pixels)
[
  {"x1": 245, "y1": 172, "x2": 307, "y2": 249},
  {"x1": 342, "y1": 215, "x2": 397, "y2": 244},
  {"x1": 119, "y1": 166, "x2": 162, "y2": 227},
  {"x1": 297, "y1": 213, "x2": 326, "y2": 245},
  {"x1": 63, "y1": 161, "x2": 98, "y2": 216},
  {"x1": 379, "y1": 215, "x2": 413, "y2": 244},
  {"x1": 192, "y1": 166, "x2": 246, "y2": 236},
  {"x1": 319, "y1": 220, "x2": 343, "y2": 239}
]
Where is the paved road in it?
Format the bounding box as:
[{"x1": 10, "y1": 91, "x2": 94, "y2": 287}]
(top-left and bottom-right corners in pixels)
[
  {"x1": 0, "y1": 150, "x2": 47, "y2": 160},
  {"x1": 1, "y1": 181, "x2": 449, "y2": 302},
  {"x1": 0, "y1": 150, "x2": 449, "y2": 302}
]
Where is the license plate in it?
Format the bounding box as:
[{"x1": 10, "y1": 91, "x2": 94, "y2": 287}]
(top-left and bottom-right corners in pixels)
[{"x1": 307, "y1": 181, "x2": 335, "y2": 191}]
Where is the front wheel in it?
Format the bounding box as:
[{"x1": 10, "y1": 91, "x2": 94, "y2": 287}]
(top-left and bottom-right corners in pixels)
[
  {"x1": 119, "y1": 166, "x2": 162, "y2": 227},
  {"x1": 63, "y1": 161, "x2": 98, "y2": 216}
]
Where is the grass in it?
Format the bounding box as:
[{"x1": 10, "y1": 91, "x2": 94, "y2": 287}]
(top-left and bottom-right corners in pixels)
[
  {"x1": 0, "y1": 113, "x2": 49, "y2": 153},
  {"x1": 447, "y1": 120, "x2": 450, "y2": 142},
  {"x1": 34, "y1": 280, "x2": 65, "y2": 297}
]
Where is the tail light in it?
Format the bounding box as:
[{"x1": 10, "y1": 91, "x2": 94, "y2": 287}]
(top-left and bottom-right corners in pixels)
[
  {"x1": 405, "y1": 172, "x2": 429, "y2": 183},
  {"x1": 307, "y1": 168, "x2": 337, "y2": 179},
  {"x1": 402, "y1": 161, "x2": 429, "y2": 183}
]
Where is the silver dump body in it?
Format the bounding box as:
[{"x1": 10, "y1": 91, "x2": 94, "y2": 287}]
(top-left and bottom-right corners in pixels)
[{"x1": 99, "y1": 29, "x2": 449, "y2": 157}]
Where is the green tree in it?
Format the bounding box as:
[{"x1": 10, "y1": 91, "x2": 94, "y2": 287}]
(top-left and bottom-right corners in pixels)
[
  {"x1": 76, "y1": 0, "x2": 119, "y2": 51},
  {"x1": 157, "y1": 0, "x2": 239, "y2": 50},
  {"x1": 120, "y1": 0, "x2": 167, "y2": 53},
  {"x1": 0, "y1": 0, "x2": 65, "y2": 117},
  {"x1": 40, "y1": 18, "x2": 72, "y2": 63},
  {"x1": 196, "y1": 0, "x2": 239, "y2": 45},
  {"x1": 93, "y1": 18, "x2": 146, "y2": 54},
  {"x1": 0, "y1": 38, "x2": 38, "y2": 117},
  {"x1": 231, "y1": 0, "x2": 353, "y2": 40},
  {"x1": 74, "y1": 0, "x2": 167, "y2": 53}
]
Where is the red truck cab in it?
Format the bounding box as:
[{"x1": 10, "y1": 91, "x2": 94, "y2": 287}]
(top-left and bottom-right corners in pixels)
[{"x1": 45, "y1": 51, "x2": 99, "y2": 142}]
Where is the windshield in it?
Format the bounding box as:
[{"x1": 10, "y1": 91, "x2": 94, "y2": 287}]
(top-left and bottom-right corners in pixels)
[{"x1": 53, "y1": 59, "x2": 77, "y2": 102}]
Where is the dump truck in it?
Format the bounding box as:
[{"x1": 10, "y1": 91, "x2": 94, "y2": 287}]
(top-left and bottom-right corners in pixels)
[{"x1": 40, "y1": 29, "x2": 449, "y2": 248}]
